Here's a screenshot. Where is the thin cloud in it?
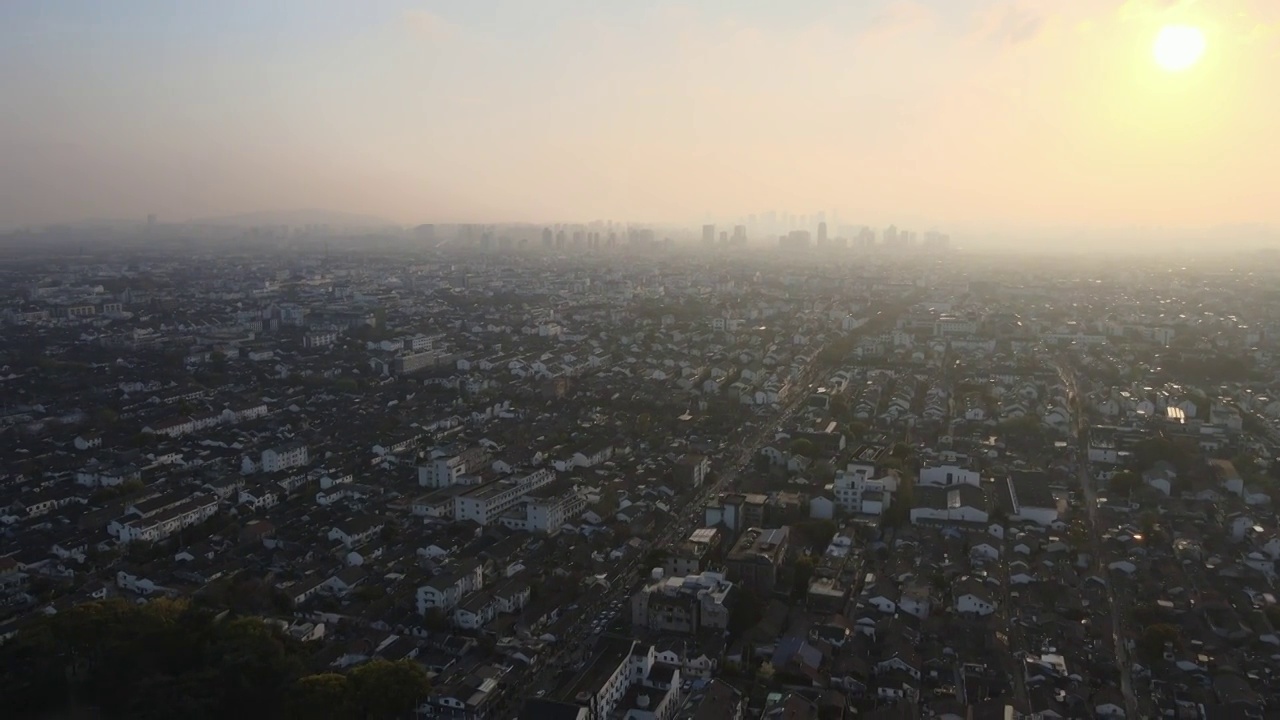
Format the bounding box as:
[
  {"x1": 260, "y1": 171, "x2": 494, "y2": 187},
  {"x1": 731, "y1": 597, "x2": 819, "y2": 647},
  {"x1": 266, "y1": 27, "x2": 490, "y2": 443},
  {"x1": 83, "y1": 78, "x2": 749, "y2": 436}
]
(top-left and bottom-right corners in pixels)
[
  {"x1": 861, "y1": 0, "x2": 940, "y2": 45},
  {"x1": 403, "y1": 9, "x2": 462, "y2": 45}
]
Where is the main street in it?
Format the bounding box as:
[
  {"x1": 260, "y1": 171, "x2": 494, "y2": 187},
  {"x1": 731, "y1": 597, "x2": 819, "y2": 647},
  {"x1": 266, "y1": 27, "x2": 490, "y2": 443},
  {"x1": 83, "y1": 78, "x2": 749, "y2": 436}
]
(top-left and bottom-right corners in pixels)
[
  {"x1": 1057, "y1": 358, "x2": 1141, "y2": 720},
  {"x1": 517, "y1": 360, "x2": 826, "y2": 698},
  {"x1": 515, "y1": 308, "x2": 903, "y2": 702}
]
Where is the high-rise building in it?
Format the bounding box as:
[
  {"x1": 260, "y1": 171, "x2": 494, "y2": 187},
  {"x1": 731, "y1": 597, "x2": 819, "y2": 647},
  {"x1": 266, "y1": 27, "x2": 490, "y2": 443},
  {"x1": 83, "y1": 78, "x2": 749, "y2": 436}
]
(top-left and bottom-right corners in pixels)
[
  {"x1": 884, "y1": 225, "x2": 899, "y2": 246},
  {"x1": 781, "y1": 230, "x2": 811, "y2": 250},
  {"x1": 702, "y1": 224, "x2": 716, "y2": 246},
  {"x1": 817, "y1": 222, "x2": 828, "y2": 247},
  {"x1": 731, "y1": 225, "x2": 747, "y2": 246},
  {"x1": 541, "y1": 227, "x2": 553, "y2": 248},
  {"x1": 923, "y1": 231, "x2": 950, "y2": 251}
]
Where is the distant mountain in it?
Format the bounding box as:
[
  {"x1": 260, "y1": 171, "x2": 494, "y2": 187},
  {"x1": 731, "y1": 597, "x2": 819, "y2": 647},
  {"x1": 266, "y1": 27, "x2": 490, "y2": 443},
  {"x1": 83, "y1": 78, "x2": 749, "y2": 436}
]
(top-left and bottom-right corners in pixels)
[{"x1": 187, "y1": 208, "x2": 396, "y2": 228}]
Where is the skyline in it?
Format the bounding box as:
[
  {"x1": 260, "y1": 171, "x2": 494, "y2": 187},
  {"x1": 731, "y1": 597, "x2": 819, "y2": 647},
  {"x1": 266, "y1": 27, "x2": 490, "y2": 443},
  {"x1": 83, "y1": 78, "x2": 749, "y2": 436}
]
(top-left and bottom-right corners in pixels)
[{"x1": 2, "y1": 0, "x2": 1279, "y2": 235}]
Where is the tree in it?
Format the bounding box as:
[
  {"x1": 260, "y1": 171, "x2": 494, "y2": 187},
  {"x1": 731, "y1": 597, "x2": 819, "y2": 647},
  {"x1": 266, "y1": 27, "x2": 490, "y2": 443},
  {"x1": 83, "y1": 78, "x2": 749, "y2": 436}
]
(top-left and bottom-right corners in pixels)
[
  {"x1": 792, "y1": 556, "x2": 815, "y2": 599},
  {"x1": 829, "y1": 395, "x2": 850, "y2": 419},
  {"x1": 642, "y1": 548, "x2": 669, "y2": 571},
  {"x1": 1109, "y1": 471, "x2": 1142, "y2": 498},
  {"x1": 728, "y1": 588, "x2": 764, "y2": 639},
  {"x1": 1266, "y1": 605, "x2": 1280, "y2": 628},
  {"x1": 1136, "y1": 623, "x2": 1181, "y2": 664},
  {"x1": 845, "y1": 421, "x2": 869, "y2": 441},
  {"x1": 792, "y1": 520, "x2": 837, "y2": 553},
  {"x1": 92, "y1": 407, "x2": 120, "y2": 427},
  {"x1": 423, "y1": 608, "x2": 450, "y2": 632},
  {"x1": 1131, "y1": 437, "x2": 1196, "y2": 474},
  {"x1": 1138, "y1": 511, "x2": 1159, "y2": 539},
  {"x1": 998, "y1": 416, "x2": 1045, "y2": 444},
  {"x1": 0, "y1": 599, "x2": 308, "y2": 718},
  {"x1": 285, "y1": 674, "x2": 351, "y2": 720},
  {"x1": 346, "y1": 659, "x2": 431, "y2": 720},
  {"x1": 788, "y1": 438, "x2": 817, "y2": 459}
]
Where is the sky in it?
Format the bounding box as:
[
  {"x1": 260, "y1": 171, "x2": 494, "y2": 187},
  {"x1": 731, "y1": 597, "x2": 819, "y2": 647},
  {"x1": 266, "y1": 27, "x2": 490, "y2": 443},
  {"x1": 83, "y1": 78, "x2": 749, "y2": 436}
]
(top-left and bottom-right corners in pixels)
[{"x1": 1, "y1": 0, "x2": 1278, "y2": 236}]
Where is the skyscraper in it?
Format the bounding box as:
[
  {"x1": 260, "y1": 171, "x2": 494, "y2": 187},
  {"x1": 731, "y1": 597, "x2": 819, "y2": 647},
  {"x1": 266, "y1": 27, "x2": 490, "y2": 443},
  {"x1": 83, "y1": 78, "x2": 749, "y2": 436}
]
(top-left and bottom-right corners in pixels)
[
  {"x1": 732, "y1": 225, "x2": 747, "y2": 246},
  {"x1": 817, "y1": 222, "x2": 828, "y2": 248},
  {"x1": 702, "y1": 224, "x2": 716, "y2": 246},
  {"x1": 781, "y1": 230, "x2": 811, "y2": 249}
]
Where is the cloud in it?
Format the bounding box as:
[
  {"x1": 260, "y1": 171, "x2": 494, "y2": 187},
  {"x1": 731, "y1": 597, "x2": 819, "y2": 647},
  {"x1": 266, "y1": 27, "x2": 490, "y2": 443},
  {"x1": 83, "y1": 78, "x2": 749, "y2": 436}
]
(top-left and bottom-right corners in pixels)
[
  {"x1": 988, "y1": 6, "x2": 1046, "y2": 45},
  {"x1": 861, "y1": 1, "x2": 940, "y2": 45},
  {"x1": 966, "y1": 0, "x2": 1065, "y2": 49},
  {"x1": 403, "y1": 9, "x2": 461, "y2": 45}
]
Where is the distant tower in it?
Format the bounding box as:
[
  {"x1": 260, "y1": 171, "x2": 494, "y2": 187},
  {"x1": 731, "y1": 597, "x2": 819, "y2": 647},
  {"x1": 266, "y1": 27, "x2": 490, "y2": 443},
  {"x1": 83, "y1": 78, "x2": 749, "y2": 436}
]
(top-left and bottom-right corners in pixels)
[
  {"x1": 702, "y1": 224, "x2": 716, "y2": 246},
  {"x1": 817, "y1": 222, "x2": 828, "y2": 247},
  {"x1": 542, "y1": 227, "x2": 553, "y2": 248}
]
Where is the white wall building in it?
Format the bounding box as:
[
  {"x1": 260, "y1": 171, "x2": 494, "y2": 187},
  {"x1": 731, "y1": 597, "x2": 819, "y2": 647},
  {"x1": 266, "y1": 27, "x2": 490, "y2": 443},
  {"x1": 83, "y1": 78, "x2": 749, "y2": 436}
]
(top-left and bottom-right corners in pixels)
[
  {"x1": 453, "y1": 469, "x2": 555, "y2": 526},
  {"x1": 918, "y1": 464, "x2": 980, "y2": 488},
  {"x1": 262, "y1": 442, "x2": 308, "y2": 473}
]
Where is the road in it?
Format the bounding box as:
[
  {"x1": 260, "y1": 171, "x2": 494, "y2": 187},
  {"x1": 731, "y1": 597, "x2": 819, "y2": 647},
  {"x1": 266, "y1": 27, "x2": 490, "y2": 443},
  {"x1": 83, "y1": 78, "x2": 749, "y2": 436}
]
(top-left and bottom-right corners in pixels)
[
  {"x1": 515, "y1": 356, "x2": 827, "y2": 699},
  {"x1": 1057, "y1": 358, "x2": 1141, "y2": 720},
  {"x1": 515, "y1": 310, "x2": 905, "y2": 703}
]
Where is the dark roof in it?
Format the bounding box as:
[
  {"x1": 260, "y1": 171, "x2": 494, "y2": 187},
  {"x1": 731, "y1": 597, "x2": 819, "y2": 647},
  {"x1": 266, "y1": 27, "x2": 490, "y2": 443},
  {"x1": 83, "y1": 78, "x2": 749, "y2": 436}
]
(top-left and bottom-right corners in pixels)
[
  {"x1": 1009, "y1": 470, "x2": 1055, "y2": 508},
  {"x1": 517, "y1": 699, "x2": 587, "y2": 720}
]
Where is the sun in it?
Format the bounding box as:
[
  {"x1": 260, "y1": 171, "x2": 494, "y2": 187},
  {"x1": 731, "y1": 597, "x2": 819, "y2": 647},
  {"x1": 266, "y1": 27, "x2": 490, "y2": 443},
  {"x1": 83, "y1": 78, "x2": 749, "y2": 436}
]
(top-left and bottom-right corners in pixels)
[{"x1": 1153, "y1": 25, "x2": 1206, "y2": 72}]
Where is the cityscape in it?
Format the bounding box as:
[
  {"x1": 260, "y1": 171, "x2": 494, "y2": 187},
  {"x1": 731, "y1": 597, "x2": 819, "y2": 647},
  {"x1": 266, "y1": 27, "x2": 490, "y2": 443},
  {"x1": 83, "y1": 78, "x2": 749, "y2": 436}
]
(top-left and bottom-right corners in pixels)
[
  {"x1": 2, "y1": 233, "x2": 1280, "y2": 719},
  {"x1": 2, "y1": 1, "x2": 1280, "y2": 720}
]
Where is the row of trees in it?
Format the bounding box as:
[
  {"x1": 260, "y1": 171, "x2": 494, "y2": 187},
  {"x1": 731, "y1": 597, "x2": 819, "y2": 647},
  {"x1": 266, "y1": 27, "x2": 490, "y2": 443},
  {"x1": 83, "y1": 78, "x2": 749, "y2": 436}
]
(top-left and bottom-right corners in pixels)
[{"x1": 0, "y1": 599, "x2": 430, "y2": 719}]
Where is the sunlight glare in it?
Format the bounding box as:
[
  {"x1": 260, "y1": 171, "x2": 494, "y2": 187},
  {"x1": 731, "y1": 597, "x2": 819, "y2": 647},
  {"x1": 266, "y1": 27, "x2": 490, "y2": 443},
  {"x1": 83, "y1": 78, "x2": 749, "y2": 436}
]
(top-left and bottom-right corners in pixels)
[{"x1": 1153, "y1": 25, "x2": 1206, "y2": 72}]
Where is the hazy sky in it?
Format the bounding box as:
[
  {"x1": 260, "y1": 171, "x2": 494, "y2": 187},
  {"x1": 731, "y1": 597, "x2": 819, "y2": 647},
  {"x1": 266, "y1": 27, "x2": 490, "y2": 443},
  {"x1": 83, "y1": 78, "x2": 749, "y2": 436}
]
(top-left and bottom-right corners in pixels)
[{"x1": 2, "y1": 0, "x2": 1278, "y2": 233}]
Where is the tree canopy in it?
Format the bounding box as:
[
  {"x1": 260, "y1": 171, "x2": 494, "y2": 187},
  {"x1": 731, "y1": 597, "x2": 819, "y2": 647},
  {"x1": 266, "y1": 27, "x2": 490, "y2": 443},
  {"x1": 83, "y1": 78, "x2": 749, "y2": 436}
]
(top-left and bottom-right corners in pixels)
[
  {"x1": 0, "y1": 599, "x2": 429, "y2": 719},
  {"x1": 1108, "y1": 470, "x2": 1142, "y2": 498},
  {"x1": 788, "y1": 438, "x2": 818, "y2": 459}
]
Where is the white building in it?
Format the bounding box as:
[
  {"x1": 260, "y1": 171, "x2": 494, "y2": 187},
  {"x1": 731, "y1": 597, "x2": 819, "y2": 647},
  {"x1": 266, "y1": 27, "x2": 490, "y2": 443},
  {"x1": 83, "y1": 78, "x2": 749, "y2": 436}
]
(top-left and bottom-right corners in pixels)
[
  {"x1": 909, "y1": 485, "x2": 988, "y2": 525},
  {"x1": 954, "y1": 579, "x2": 999, "y2": 616},
  {"x1": 1007, "y1": 471, "x2": 1059, "y2": 526},
  {"x1": 261, "y1": 442, "x2": 308, "y2": 473},
  {"x1": 453, "y1": 469, "x2": 555, "y2": 526},
  {"x1": 674, "y1": 454, "x2": 711, "y2": 487},
  {"x1": 833, "y1": 462, "x2": 896, "y2": 515},
  {"x1": 108, "y1": 494, "x2": 220, "y2": 544},
  {"x1": 415, "y1": 561, "x2": 484, "y2": 614},
  {"x1": 918, "y1": 463, "x2": 980, "y2": 488},
  {"x1": 418, "y1": 447, "x2": 488, "y2": 488},
  {"x1": 569, "y1": 639, "x2": 683, "y2": 720},
  {"x1": 499, "y1": 479, "x2": 587, "y2": 535},
  {"x1": 630, "y1": 570, "x2": 734, "y2": 634}
]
